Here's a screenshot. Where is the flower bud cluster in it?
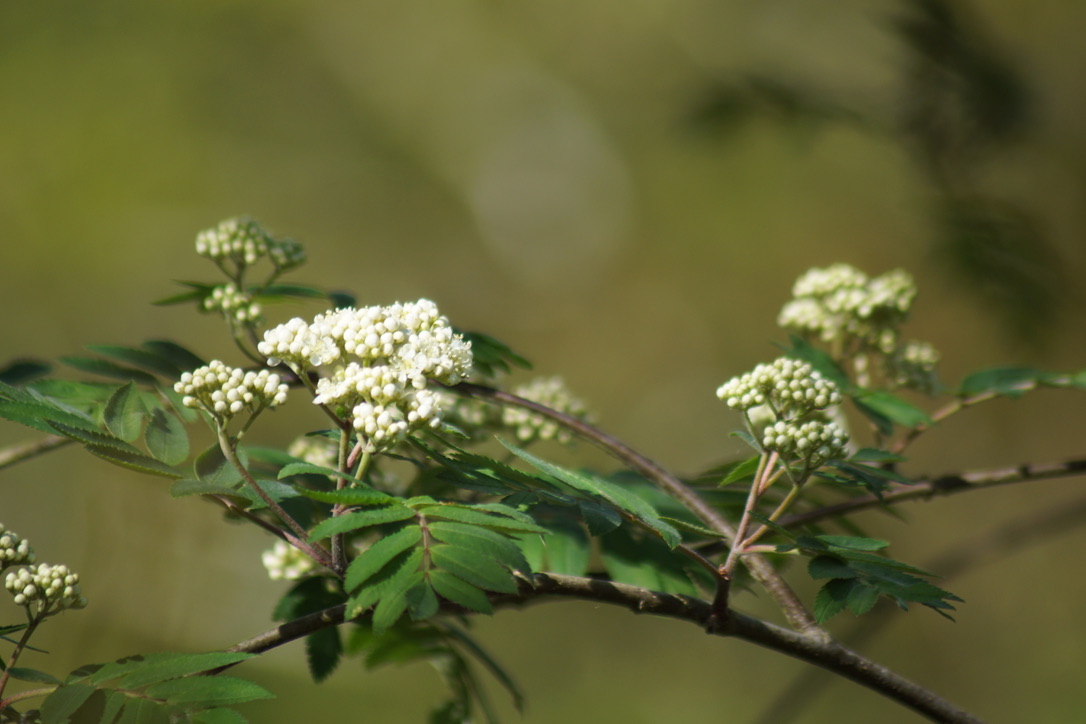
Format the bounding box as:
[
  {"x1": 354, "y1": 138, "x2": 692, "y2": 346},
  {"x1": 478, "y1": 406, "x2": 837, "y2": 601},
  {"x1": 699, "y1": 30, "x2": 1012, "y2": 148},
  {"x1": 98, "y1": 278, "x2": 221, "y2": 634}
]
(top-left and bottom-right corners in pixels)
[
  {"x1": 503, "y1": 377, "x2": 590, "y2": 444},
  {"x1": 258, "y1": 299, "x2": 472, "y2": 453},
  {"x1": 261, "y1": 540, "x2": 318, "y2": 581},
  {"x1": 0, "y1": 524, "x2": 35, "y2": 570},
  {"x1": 778, "y1": 264, "x2": 916, "y2": 354},
  {"x1": 5, "y1": 562, "x2": 87, "y2": 615},
  {"x1": 287, "y1": 435, "x2": 339, "y2": 469},
  {"x1": 175, "y1": 360, "x2": 289, "y2": 421},
  {"x1": 717, "y1": 358, "x2": 841, "y2": 419},
  {"x1": 762, "y1": 419, "x2": 849, "y2": 470},
  {"x1": 195, "y1": 217, "x2": 305, "y2": 272},
  {"x1": 203, "y1": 283, "x2": 262, "y2": 325},
  {"x1": 718, "y1": 357, "x2": 848, "y2": 469},
  {"x1": 887, "y1": 340, "x2": 941, "y2": 395}
]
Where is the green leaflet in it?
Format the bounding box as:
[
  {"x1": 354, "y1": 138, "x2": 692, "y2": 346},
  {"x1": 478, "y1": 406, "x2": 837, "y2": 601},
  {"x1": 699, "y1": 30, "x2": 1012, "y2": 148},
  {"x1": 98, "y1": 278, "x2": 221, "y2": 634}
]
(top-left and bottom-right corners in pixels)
[
  {"x1": 415, "y1": 503, "x2": 547, "y2": 535},
  {"x1": 59, "y1": 355, "x2": 159, "y2": 385},
  {"x1": 41, "y1": 653, "x2": 269, "y2": 724},
  {"x1": 345, "y1": 526, "x2": 424, "y2": 593},
  {"x1": 308, "y1": 504, "x2": 416, "y2": 541},
  {"x1": 958, "y1": 366, "x2": 1043, "y2": 398},
  {"x1": 427, "y1": 570, "x2": 494, "y2": 614},
  {"x1": 297, "y1": 486, "x2": 393, "y2": 506},
  {"x1": 85, "y1": 344, "x2": 187, "y2": 379},
  {"x1": 852, "y1": 390, "x2": 932, "y2": 433},
  {"x1": 104, "y1": 382, "x2": 146, "y2": 442},
  {"x1": 145, "y1": 406, "x2": 190, "y2": 465},
  {"x1": 499, "y1": 439, "x2": 681, "y2": 548}
]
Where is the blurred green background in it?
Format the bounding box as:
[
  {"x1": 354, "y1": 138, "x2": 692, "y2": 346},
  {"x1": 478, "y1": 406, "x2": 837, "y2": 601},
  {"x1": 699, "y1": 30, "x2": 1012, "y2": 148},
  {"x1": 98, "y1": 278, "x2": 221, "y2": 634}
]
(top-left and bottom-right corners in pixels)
[{"x1": 3, "y1": 0, "x2": 1086, "y2": 721}]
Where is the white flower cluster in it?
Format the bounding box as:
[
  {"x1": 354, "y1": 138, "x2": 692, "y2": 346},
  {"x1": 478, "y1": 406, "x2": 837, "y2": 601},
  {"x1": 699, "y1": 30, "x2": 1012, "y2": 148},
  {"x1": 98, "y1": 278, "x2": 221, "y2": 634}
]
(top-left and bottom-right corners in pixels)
[
  {"x1": 5, "y1": 562, "x2": 87, "y2": 615},
  {"x1": 778, "y1": 264, "x2": 916, "y2": 354},
  {"x1": 763, "y1": 419, "x2": 849, "y2": 469},
  {"x1": 258, "y1": 299, "x2": 472, "y2": 453},
  {"x1": 717, "y1": 358, "x2": 842, "y2": 419},
  {"x1": 261, "y1": 540, "x2": 318, "y2": 581},
  {"x1": 503, "y1": 376, "x2": 590, "y2": 444},
  {"x1": 195, "y1": 217, "x2": 305, "y2": 271},
  {"x1": 718, "y1": 357, "x2": 848, "y2": 468},
  {"x1": 888, "y1": 340, "x2": 941, "y2": 395},
  {"x1": 203, "y1": 283, "x2": 262, "y2": 325},
  {"x1": 287, "y1": 435, "x2": 339, "y2": 469},
  {"x1": 175, "y1": 360, "x2": 289, "y2": 421},
  {"x1": 0, "y1": 524, "x2": 35, "y2": 570}
]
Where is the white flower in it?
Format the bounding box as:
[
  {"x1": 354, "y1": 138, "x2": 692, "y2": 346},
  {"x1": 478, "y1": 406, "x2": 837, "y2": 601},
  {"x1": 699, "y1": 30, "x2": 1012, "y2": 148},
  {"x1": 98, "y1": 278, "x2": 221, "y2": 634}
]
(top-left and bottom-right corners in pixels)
[
  {"x1": 262, "y1": 540, "x2": 317, "y2": 581},
  {"x1": 195, "y1": 218, "x2": 305, "y2": 272},
  {"x1": 717, "y1": 357, "x2": 841, "y2": 419},
  {"x1": 259, "y1": 299, "x2": 473, "y2": 452},
  {"x1": 779, "y1": 264, "x2": 916, "y2": 352},
  {"x1": 0, "y1": 524, "x2": 35, "y2": 570},
  {"x1": 502, "y1": 376, "x2": 591, "y2": 444},
  {"x1": 175, "y1": 361, "x2": 288, "y2": 421},
  {"x1": 5, "y1": 562, "x2": 87, "y2": 615}
]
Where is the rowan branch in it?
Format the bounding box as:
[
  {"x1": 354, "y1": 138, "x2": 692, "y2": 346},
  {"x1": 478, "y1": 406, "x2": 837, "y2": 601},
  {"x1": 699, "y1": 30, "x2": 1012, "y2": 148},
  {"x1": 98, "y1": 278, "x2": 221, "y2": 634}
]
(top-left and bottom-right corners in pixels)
[
  {"x1": 779, "y1": 457, "x2": 1086, "y2": 529},
  {"x1": 223, "y1": 572, "x2": 984, "y2": 723},
  {"x1": 454, "y1": 382, "x2": 821, "y2": 634}
]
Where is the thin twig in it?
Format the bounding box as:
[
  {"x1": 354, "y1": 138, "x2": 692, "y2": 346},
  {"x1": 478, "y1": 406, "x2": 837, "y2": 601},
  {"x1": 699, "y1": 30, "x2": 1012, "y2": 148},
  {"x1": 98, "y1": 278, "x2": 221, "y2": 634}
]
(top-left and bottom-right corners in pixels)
[
  {"x1": 778, "y1": 457, "x2": 1086, "y2": 529},
  {"x1": 755, "y1": 493, "x2": 1086, "y2": 724},
  {"x1": 0, "y1": 436, "x2": 73, "y2": 472},
  {"x1": 216, "y1": 430, "x2": 334, "y2": 570},
  {"x1": 220, "y1": 572, "x2": 984, "y2": 723},
  {"x1": 454, "y1": 382, "x2": 822, "y2": 634}
]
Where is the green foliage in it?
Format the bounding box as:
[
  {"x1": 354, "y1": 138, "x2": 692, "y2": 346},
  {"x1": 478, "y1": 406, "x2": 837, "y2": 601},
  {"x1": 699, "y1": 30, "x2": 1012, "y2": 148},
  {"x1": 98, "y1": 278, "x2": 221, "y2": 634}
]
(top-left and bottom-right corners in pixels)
[{"x1": 38, "y1": 653, "x2": 271, "y2": 723}]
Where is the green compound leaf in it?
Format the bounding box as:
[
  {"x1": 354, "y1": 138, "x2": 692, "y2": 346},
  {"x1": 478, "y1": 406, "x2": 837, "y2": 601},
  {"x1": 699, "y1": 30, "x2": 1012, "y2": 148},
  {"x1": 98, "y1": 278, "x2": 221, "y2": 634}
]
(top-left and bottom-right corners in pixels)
[
  {"x1": 39, "y1": 683, "x2": 97, "y2": 723},
  {"x1": 852, "y1": 390, "x2": 932, "y2": 432},
  {"x1": 0, "y1": 359, "x2": 51, "y2": 385},
  {"x1": 429, "y1": 544, "x2": 519, "y2": 594},
  {"x1": 308, "y1": 504, "x2": 417, "y2": 541},
  {"x1": 958, "y1": 366, "x2": 1043, "y2": 398},
  {"x1": 104, "y1": 382, "x2": 146, "y2": 442},
  {"x1": 780, "y1": 335, "x2": 854, "y2": 391},
  {"x1": 86, "y1": 444, "x2": 185, "y2": 479},
  {"x1": 427, "y1": 521, "x2": 531, "y2": 574},
  {"x1": 813, "y1": 535, "x2": 890, "y2": 552},
  {"x1": 194, "y1": 444, "x2": 244, "y2": 487},
  {"x1": 813, "y1": 578, "x2": 855, "y2": 624},
  {"x1": 345, "y1": 525, "x2": 424, "y2": 593},
  {"x1": 427, "y1": 570, "x2": 494, "y2": 614},
  {"x1": 59, "y1": 355, "x2": 160, "y2": 385},
  {"x1": 259, "y1": 283, "x2": 329, "y2": 300},
  {"x1": 305, "y1": 627, "x2": 342, "y2": 683},
  {"x1": 143, "y1": 676, "x2": 273, "y2": 707},
  {"x1": 414, "y1": 503, "x2": 547, "y2": 535},
  {"x1": 141, "y1": 340, "x2": 207, "y2": 373},
  {"x1": 808, "y1": 555, "x2": 859, "y2": 580},
  {"x1": 599, "y1": 527, "x2": 701, "y2": 597},
  {"x1": 297, "y1": 486, "x2": 393, "y2": 506},
  {"x1": 500, "y1": 439, "x2": 681, "y2": 548},
  {"x1": 719, "y1": 455, "x2": 762, "y2": 485},
  {"x1": 86, "y1": 653, "x2": 254, "y2": 688},
  {"x1": 7, "y1": 667, "x2": 62, "y2": 685},
  {"x1": 85, "y1": 344, "x2": 186, "y2": 379},
  {"x1": 457, "y1": 330, "x2": 532, "y2": 377},
  {"x1": 145, "y1": 406, "x2": 190, "y2": 465},
  {"x1": 518, "y1": 516, "x2": 591, "y2": 576}
]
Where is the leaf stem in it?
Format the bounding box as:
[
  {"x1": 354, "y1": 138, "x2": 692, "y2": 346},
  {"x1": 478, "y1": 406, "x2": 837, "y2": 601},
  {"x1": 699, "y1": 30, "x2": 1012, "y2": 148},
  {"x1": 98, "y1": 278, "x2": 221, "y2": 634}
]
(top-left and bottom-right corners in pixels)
[
  {"x1": 0, "y1": 616, "x2": 41, "y2": 709},
  {"x1": 216, "y1": 428, "x2": 335, "y2": 571},
  {"x1": 223, "y1": 573, "x2": 985, "y2": 723},
  {"x1": 453, "y1": 382, "x2": 822, "y2": 634}
]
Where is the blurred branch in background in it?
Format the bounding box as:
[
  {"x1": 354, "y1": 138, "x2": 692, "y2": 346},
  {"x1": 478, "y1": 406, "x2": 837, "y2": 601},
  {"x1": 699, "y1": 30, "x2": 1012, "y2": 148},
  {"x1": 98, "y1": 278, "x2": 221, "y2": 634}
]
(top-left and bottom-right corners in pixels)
[
  {"x1": 756, "y1": 491, "x2": 1086, "y2": 724},
  {"x1": 686, "y1": 0, "x2": 1064, "y2": 343}
]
